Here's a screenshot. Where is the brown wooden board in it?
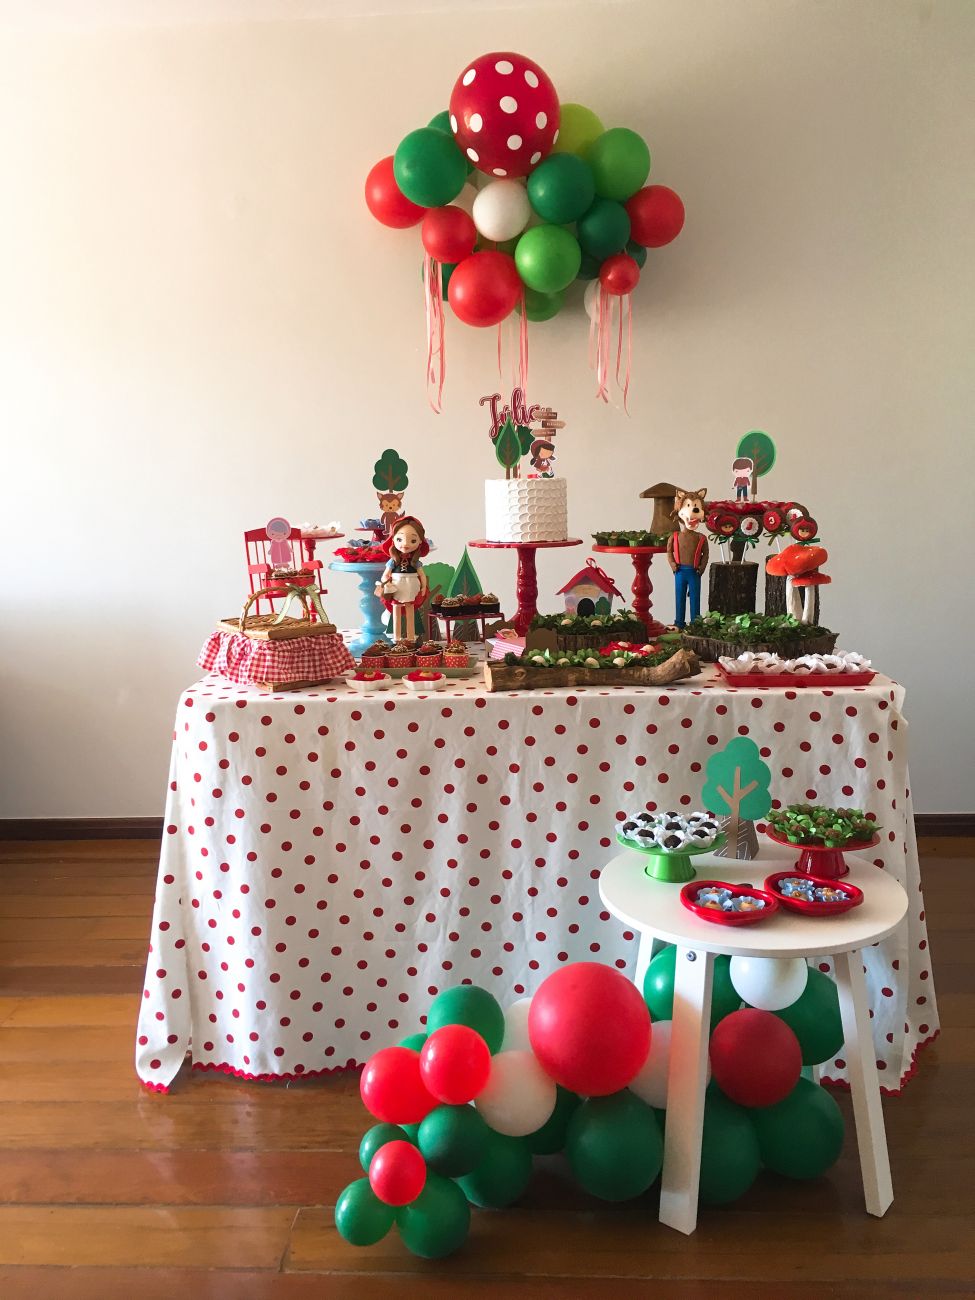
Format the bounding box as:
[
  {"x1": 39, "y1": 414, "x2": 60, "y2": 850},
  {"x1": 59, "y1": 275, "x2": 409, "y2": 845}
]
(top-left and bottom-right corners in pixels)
[
  {"x1": 216, "y1": 617, "x2": 337, "y2": 642},
  {"x1": 483, "y1": 648, "x2": 700, "y2": 692}
]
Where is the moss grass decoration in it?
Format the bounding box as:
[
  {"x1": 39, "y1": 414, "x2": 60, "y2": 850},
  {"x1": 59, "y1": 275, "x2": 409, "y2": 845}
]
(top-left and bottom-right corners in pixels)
[
  {"x1": 505, "y1": 646, "x2": 674, "y2": 669},
  {"x1": 592, "y1": 530, "x2": 670, "y2": 548},
  {"x1": 767, "y1": 804, "x2": 879, "y2": 848},
  {"x1": 681, "y1": 611, "x2": 838, "y2": 662},
  {"x1": 532, "y1": 609, "x2": 645, "y2": 635}
]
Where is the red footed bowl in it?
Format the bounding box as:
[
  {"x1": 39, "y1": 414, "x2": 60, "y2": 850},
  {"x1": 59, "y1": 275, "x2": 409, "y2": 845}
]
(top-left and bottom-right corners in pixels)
[{"x1": 763, "y1": 826, "x2": 880, "y2": 879}]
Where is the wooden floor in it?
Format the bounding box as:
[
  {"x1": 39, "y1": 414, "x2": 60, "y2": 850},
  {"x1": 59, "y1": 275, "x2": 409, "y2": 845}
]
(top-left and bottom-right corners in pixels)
[{"x1": 0, "y1": 838, "x2": 972, "y2": 1298}]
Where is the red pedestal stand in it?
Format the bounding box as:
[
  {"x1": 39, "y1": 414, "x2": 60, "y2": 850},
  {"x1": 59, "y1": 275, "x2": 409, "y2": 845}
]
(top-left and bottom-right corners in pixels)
[
  {"x1": 592, "y1": 544, "x2": 669, "y2": 638},
  {"x1": 469, "y1": 539, "x2": 583, "y2": 636}
]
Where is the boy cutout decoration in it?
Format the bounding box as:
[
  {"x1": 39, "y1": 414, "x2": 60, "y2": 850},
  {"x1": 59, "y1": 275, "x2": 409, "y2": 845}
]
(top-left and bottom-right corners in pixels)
[
  {"x1": 731, "y1": 456, "x2": 754, "y2": 502},
  {"x1": 666, "y1": 488, "x2": 709, "y2": 628},
  {"x1": 375, "y1": 515, "x2": 429, "y2": 643}
]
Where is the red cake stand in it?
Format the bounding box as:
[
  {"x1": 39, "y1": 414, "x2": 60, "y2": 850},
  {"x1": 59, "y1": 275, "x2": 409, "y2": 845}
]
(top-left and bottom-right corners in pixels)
[
  {"x1": 763, "y1": 826, "x2": 881, "y2": 880},
  {"x1": 469, "y1": 539, "x2": 583, "y2": 636},
  {"x1": 592, "y1": 544, "x2": 669, "y2": 638}
]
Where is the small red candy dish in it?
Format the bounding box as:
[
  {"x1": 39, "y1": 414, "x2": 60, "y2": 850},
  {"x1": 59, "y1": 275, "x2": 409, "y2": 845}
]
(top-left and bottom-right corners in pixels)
[
  {"x1": 403, "y1": 670, "x2": 447, "y2": 692},
  {"x1": 346, "y1": 670, "x2": 391, "y2": 693},
  {"x1": 764, "y1": 871, "x2": 864, "y2": 916},
  {"x1": 680, "y1": 879, "x2": 779, "y2": 926}
]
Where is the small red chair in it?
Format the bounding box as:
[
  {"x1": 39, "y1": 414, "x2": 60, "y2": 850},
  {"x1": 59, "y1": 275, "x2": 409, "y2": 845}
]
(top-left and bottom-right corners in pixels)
[{"x1": 244, "y1": 526, "x2": 324, "y2": 616}]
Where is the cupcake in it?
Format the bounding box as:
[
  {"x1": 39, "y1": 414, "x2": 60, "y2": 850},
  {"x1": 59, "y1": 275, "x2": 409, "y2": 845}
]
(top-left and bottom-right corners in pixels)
[
  {"x1": 479, "y1": 592, "x2": 500, "y2": 611},
  {"x1": 444, "y1": 639, "x2": 470, "y2": 669},
  {"x1": 387, "y1": 641, "x2": 416, "y2": 669},
  {"x1": 415, "y1": 641, "x2": 443, "y2": 668},
  {"x1": 360, "y1": 641, "x2": 389, "y2": 669}
]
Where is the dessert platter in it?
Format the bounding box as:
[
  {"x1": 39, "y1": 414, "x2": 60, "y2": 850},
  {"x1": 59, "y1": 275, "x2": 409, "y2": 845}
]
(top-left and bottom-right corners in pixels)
[
  {"x1": 356, "y1": 638, "x2": 477, "y2": 679},
  {"x1": 763, "y1": 872, "x2": 864, "y2": 916},
  {"x1": 616, "y1": 809, "x2": 725, "y2": 882},
  {"x1": 484, "y1": 639, "x2": 701, "y2": 692},
  {"x1": 717, "y1": 649, "x2": 875, "y2": 687},
  {"x1": 764, "y1": 804, "x2": 881, "y2": 880},
  {"x1": 679, "y1": 880, "x2": 780, "y2": 926}
]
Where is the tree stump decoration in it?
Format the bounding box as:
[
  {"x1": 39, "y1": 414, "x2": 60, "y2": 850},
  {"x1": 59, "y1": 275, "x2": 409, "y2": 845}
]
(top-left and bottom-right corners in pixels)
[{"x1": 708, "y1": 561, "x2": 758, "y2": 617}]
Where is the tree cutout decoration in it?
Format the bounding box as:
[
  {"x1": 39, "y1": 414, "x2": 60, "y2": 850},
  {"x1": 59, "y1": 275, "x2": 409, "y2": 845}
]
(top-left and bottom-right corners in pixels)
[
  {"x1": 372, "y1": 449, "x2": 410, "y2": 496},
  {"x1": 735, "y1": 431, "x2": 776, "y2": 499},
  {"x1": 446, "y1": 546, "x2": 485, "y2": 639},
  {"x1": 495, "y1": 417, "x2": 523, "y2": 480},
  {"x1": 422, "y1": 561, "x2": 455, "y2": 606},
  {"x1": 701, "y1": 737, "x2": 773, "y2": 861}
]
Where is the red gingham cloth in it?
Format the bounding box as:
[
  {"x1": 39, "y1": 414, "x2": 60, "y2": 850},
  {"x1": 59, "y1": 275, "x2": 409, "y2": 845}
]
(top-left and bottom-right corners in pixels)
[{"x1": 197, "y1": 630, "x2": 355, "y2": 686}]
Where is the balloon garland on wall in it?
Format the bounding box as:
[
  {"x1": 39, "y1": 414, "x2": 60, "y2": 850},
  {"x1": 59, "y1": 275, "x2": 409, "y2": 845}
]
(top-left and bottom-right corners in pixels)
[{"x1": 365, "y1": 50, "x2": 685, "y2": 412}]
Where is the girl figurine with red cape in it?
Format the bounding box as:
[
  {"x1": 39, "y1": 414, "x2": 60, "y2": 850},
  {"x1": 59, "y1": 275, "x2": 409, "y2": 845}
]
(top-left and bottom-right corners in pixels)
[{"x1": 374, "y1": 515, "x2": 429, "y2": 643}]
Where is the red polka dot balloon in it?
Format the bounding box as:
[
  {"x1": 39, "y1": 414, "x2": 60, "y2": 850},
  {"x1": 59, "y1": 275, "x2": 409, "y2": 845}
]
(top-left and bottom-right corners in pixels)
[{"x1": 449, "y1": 51, "x2": 559, "y2": 179}]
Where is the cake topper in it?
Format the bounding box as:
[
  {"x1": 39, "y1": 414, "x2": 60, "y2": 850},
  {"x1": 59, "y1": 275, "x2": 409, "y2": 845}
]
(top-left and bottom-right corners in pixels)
[
  {"x1": 375, "y1": 514, "x2": 430, "y2": 643},
  {"x1": 735, "y1": 430, "x2": 776, "y2": 499},
  {"x1": 731, "y1": 456, "x2": 754, "y2": 502},
  {"x1": 265, "y1": 517, "x2": 295, "y2": 572},
  {"x1": 480, "y1": 389, "x2": 564, "y2": 480},
  {"x1": 372, "y1": 449, "x2": 410, "y2": 536},
  {"x1": 666, "y1": 487, "x2": 709, "y2": 628}
]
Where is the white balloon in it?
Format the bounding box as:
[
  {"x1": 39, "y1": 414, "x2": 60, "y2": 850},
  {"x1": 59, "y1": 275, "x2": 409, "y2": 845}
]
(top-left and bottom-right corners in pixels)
[
  {"x1": 584, "y1": 277, "x2": 602, "y2": 320},
  {"x1": 453, "y1": 182, "x2": 478, "y2": 217},
  {"x1": 729, "y1": 955, "x2": 809, "y2": 1011},
  {"x1": 474, "y1": 1049, "x2": 556, "y2": 1137},
  {"x1": 501, "y1": 996, "x2": 533, "y2": 1052},
  {"x1": 628, "y1": 1020, "x2": 710, "y2": 1109},
  {"x1": 472, "y1": 179, "x2": 531, "y2": 243}
]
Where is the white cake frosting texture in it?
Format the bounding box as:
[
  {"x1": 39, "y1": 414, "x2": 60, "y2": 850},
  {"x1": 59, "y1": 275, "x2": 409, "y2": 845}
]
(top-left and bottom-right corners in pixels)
[{"x1": 484, "y1": 478, "x2": 568, "y2": 543}]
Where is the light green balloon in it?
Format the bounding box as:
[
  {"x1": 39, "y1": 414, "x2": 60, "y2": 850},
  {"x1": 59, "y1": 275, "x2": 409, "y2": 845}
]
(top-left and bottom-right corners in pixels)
[
  {"x1": 552, "y1": 103, "x2": 606, "y2": 158},
  {"x1": 515, "y1": 225, "x2": 582, "y2": 294},
  {"x1": 588, "y1": 127, "x2": 651, "y2": 201}
]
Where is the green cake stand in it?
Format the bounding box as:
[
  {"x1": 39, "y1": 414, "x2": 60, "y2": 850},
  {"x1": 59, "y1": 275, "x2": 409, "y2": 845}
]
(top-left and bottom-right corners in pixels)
[{"x1": 615, "y1": 832, "x2": 728, "y2": 884}]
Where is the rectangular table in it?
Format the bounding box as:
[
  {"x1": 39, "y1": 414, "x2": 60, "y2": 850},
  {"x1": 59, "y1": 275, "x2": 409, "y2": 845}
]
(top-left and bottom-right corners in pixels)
[{"x1": 136, "y1": 667, "x2": 938, "y2": 1093}]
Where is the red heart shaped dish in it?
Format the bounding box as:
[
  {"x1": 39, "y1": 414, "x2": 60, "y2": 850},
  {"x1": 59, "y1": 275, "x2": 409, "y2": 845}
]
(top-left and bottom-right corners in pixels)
[
  {"x1": 680, "y1": 880, "x2": 779, "y2": 926},
  {"x1": 764, "y1": 872, "x2": 863, "y2": 916}
]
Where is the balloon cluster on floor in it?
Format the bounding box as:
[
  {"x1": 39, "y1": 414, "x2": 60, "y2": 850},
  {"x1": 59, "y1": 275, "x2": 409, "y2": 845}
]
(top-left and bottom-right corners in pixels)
[
  {"x1": 364, "y1": 50, "x2": 685, "y2": 411},
  {"x1": 335, "y1": 957, "x2": 846, "y2": 1258}
]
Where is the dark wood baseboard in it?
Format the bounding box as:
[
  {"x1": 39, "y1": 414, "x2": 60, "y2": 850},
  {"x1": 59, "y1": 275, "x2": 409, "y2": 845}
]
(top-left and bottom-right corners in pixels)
[{"x1": 0, "y1": 812, "x2": 973, "y2": 842}]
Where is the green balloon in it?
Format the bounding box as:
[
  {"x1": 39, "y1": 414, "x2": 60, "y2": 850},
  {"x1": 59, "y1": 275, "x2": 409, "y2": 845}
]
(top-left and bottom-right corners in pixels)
[
  {"x1": 457, "y1": 1129, "x2": 533, "y2": 1208},
  {"x1": 575, "y1": 252, "x2": 602, "y2": 280},
  {"x1": 427, "y1": 111, "x2": 473, "y2": 174},
  {"x1": 525, "y1": 1085, "x2": 582, "y2": 1155},
  {"x1": 515, "y1": 225, "x2": 582, "y2": 294},
  {"x1": 699, "y1": 1093, "x2": 761, "y2": 1207},
  {"x1": 626, "y1": 239, "x2": 648, "y2": 269},
  {"x1": 577, "y1": 198, "x2": 631, "y2": 260},
  {"x1": 398, "y1": 1031, "x2": 428, "y2": 1052},
  {"x1": 396, "y1": 1171, "x2": 470, "y2": 1259},
  {"x1": 426, "y1": 985, "x2": 505, "y2": 1053},
  {"x1": 358, "y1": 1123, "x2": 411, "y2": 1174},
  {"x1": 393, "y1": 127, "x2": 467, "y2": 208},
  {"x1": 644, "y1": 950, "x2": 740, "y2": 1029},
  {"x1": 527, "y1": 154, "x2": 595, "y2": 224},
  {"x1": 773, "y1": 968, "x2": 844, "y2": 1066},
  {"x1": 517, "y1": 286, "x2": 565, "y2": 322},
  {"x1": 587, "y1": 127, "x2": 651, "y2": 201},
  {"x1": 552, "y1": 103, "x2": 605, "y2": 158},
  {"x1": 566, "y1": 1091, "x2": 663, "y2": 1202},
  {"x1": 334, "y1": 1178, "x2": 395, "y2": 1247},
  {"x1": 400, "y1": 1122, "x2": 421, "y2": 1143},
  {"x1": 751, "y1": 1078, "x2": 845, "y2": 1179},
  {"x1": 418, "y1": 1104, "x2": 490, "y2": 1177}
]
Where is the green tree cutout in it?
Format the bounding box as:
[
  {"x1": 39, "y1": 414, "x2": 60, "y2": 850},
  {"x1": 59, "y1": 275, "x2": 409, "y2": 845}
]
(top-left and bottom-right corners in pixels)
[
  {"x1": 701, "y1": 737, "x2": 772, "y2": 861},
  {"x1": 494, "y1": 418, "x2": 523, "y2": 480},
  {"x1": 372, "y1": 449, "x2": 409, "y2": 495},
  {"x1": 735, "y1": 430, "x2": 776, "y2": 498},
  {"x1": 446, "y1": 547, "x2": 485, "y2": 640}
]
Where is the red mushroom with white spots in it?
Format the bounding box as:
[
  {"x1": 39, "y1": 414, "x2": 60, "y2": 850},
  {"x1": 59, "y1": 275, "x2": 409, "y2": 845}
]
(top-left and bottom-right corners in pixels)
[
  {"x1": 448, "y1": 51, "x2": 560, "y2": 178},
  {"x1": 766, "y1": 544, "x2": 830, "y2": 623}
]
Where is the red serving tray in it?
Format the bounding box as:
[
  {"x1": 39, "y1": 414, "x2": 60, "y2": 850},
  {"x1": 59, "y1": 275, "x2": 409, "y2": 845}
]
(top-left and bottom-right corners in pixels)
[
  {"x1": 716, "y1": 665, "x2": 876, "y2": 688},
  {"x1": 764, "y1": 871, "x2": 864, "y2": 916},
  {"x1": 679, "y1": 880, "x2": 780, "y2": 926}
]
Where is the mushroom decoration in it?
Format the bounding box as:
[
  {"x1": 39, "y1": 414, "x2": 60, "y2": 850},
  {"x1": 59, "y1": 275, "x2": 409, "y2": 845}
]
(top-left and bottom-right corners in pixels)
[{"x1": 766, "y1": 545, "x2": 830, "y2": 624}]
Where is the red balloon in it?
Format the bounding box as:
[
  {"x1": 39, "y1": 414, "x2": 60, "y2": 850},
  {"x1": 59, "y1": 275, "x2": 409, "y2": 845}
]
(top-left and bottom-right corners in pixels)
[
  {"x1": 364, "y1": 155, "x2": 426, "y2": 229},
  {"x1": 420, "y1": 1024, "x2": 491, "y2": 1104},
  {"x1": 625, "y1": 185, "x2": 685, "y2": 248},
  {"x1": 448, "y1": 251, "x2": 522, "y2": 327},
  {"x1": 709, "y1": 1009, "x2": 802, "y2": 1108},
  {"x1": 368, "y1": 1140, "x2": 427, "y2": 1206},
  {"x1": 528, "y1": 962, "x2": 651, "y2": 1096},
  {"x1": 360, "y1": 1046, "x2": 438, "y2": 1124},
  {"x1": 449, "y1": 51, "x2": 560, "y2": 179},
  {"x1": 421, "y1": 205, "x2": 477, "y2": 264},
  {"x1": 600, "y1": 253, "x2": 640, "y2": 296}
]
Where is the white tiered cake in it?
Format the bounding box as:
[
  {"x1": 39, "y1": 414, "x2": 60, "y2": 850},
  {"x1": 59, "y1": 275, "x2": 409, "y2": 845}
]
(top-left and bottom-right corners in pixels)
[{"x1": 484, "y1": 478, "x2": 568, "y2": 544}]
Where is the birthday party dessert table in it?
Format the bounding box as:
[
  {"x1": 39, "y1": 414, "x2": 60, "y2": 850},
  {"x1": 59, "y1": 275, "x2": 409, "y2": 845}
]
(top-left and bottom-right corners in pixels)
[
  {"x1": 599, "y1": 846, "x2": 908, "y2": 1234},
  {"x1": 136, "y1": 665, "x2": 937, "y2": 1095}
]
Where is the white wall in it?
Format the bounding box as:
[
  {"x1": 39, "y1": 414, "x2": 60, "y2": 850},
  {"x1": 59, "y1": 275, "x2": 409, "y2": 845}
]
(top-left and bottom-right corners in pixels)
[{"x1": 2, "y1": 0, "x2": 973, "y2": 817}]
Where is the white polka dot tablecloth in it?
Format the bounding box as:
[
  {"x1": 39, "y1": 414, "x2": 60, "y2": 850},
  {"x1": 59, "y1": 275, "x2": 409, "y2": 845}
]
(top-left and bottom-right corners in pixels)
[{"x1": 136, "y1": 667, "x2": 938, "y2": 1093}]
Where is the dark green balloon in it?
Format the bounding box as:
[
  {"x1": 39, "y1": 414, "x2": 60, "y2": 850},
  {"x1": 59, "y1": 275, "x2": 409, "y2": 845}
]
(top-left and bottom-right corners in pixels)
[
  {"x1": 587, "y1": 127, "x2": 651, "y2": 201},
  {"x1": 577, "y1": 197, "x2": 631, "y2": 260},
  {"x1": 426, "y1": 986, "x2": 505, "y2": 1054},
  {"x1": 456, "y1": 1129, "x2": 533, "y2": 1208},
  {"x1": 626, "y1": 239, "x2": 648, "y2": 269},
  {"x1": 517, "y1": 286, "x2": 565, "y2": 322},
  {"x1": 398, "y1": 1030, "x2": 428, "y2": 1052},
  {"x1": 400, "y1": 1122, "x2": 421, "y2": 1143},
  {"x1": 334, "y1": 1178, "x2": 395, "y2": 1247},
  {"x1": 751, "y1": 1078, "x2": 845, "y2": 1179},
  {"x1": 525, "y1": 1085, "x2": 582, "y2": 1155},
  {"x1": 773, "y1": 968, "x2": 844, "y2": 1066},
  {"x1": 644, "y1": 950, "x2": 740, "y2": 1030},
  {"x1": 393, "y1": 127, "x2": 467, "y2": 208},
  {"x1": 418, "y1": 1104, "x2": 490, "y2": 1177},
  {"x1": 575, "y1": 252, "x2": 602, "y2": 280},
  {"x1": 566, "y1": 1091, "x2": 663, "y2": 1202},
  {"x1": 698, "y1": 1092, "x2": 761, "y2": 1206},
  {"x1": 427, "y1": 111, "x2": 473, "y2": 174},
  {"x1": 396, "y1": 1171, "x2": 470, "y2": 1259},
  {"x1": 358, "y1": 1123, "x2": 411, "y2": 1174},
  {"x1": 515, "y1": 225, "x2": 582, "y2": 294},
  {"x1": 527, "y1": 153, "x2": 595, "y2": 224}
]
